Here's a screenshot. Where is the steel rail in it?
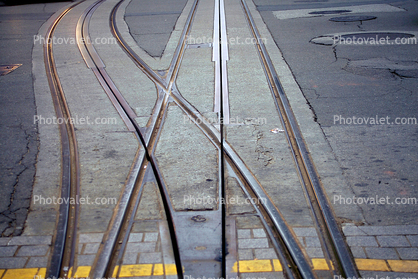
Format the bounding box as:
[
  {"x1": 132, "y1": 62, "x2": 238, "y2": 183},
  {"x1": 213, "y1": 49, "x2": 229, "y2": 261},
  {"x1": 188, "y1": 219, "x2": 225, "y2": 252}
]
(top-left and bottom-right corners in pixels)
[
  {"x1": 73, "y1": 1, "x2": 183, "y2": 278},
  {"x1": 165, "y1": 0, "x2": 199, "y2": 89},
  {"x1": 240, "y1": 0, "x2": 360, "y2": 277},
  {"x1": 225, "y1": 162, "x2": 300, "y2": 279},
  {"x1": 170, "y1": 88, "x2": 315, "y2": 278},
  {"x1": 111, "y1": 0, "x2": 312, "y2": 278},
  {"x1": 43, "y1": 2, "x2": 83, "y2": 279},
  {"x1": 216, "y1": 0, "x2": 227, "y2": 277},
  {"x1": 112, "y1": 1, "x2": 227, "y2": 277}
]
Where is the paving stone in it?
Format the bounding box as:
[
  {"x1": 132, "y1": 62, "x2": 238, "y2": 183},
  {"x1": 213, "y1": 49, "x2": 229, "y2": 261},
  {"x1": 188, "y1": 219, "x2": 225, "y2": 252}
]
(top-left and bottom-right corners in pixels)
[
  {"x1": 238, "y1": 238, "x2": 269, "y2": 249},
  {"x1": 377, "y1": 236, "x2": 410, "y2": 247},
  {"x1": 293, "y1": 227, "x2": 317, "y2": 237},
  {"x1": 305, "y1": 237, "x2": 321, "y2": 247},
  {"x1": 396, "y1": 247, "x2": 418, "y2": 260},
  {"x1": 77, "y1": 254, "x2": 96, "y2": 266},
  {"x1": 0, "y1": 246, "x2": 18, "y2": 257},
  {"x1": 364, "y1": 247, "x2": 399, "y2": 259},
  {"x1": 238, "y1": 249, "x2": 253, "y2": 260},
  {"x1": 8, "y1": 235, "x2": 52, "y2": 246},
  {"x1": 254, "y1": 248, "x2": 277, "y2": 259},
  {"x1": 349, "y1": 247, "x2": 366, "y2": 258},
  {"x1": 237, "y1": 229, "x2": 251, "y2": 239},
  {"x1": 342, "y1": 226, "x2": 367, "y2": 236},
  {"x1": 252, "y1": 228, "x2": 266, "y2": 238},
  {"x1": 346, "y1": 236, "x2": 378, "y2": 247},
  {"x1": 84, "y1": 243, "x2": 100, "y2": 254},
  {"x1": 126, "y1": 242, "x2": 156, "y2": 253},
  {"x1": 79, "y1": 244, "x2": 84, "y2": 253},
  {"x1": 128, "y1": 233, "x2": 144, "y2": 242},
  {"x1": 407, "y1": 235, "x2": 418, "y2": 246},
  {"x1": 122, "y1": 252, "x2": 138, "y2": 264},
  {"x1": 17, "y1": 245, "x2": 49, "y2": 256},
  {"x1": 0, "y1": 257, "x2": 27, "y2": 268},
  {"x1": 138, "y1": 252, "x2": 162, "y2": 264},
  {"x1": 143, "y1": 232, "x2": 158, "y2": 242},
  {"x1": 26, "y1": 256, "x2": 49, "y2": 268},
  {"x1": 359, "y1": 225, "x2": 418, "y2": 236},
  {"x1": 78, "y1": 233, "x2": 104, "y2": 243},
  {"x1": 305, "y1": 247, "x2": 324, "y2": 258},
  {"x1": 298, "y1": 237, "x2": 305, "y2": 247},
  {"x1": 132, "y1": 221, "x2": 159, "y2": 232},
  {"x1": 0, "y1": 238, "x2": 11, "y2": 246}
]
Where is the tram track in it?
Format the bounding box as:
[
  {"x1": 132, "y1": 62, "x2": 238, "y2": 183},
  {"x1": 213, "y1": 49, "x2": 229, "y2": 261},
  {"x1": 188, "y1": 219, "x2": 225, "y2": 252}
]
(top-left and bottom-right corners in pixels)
[
  {"x1": 110, "y1": 0, "x2": 314, "y2": 277},
  {"x1": 42, "y1": 0, "x2": 361, "y2": 278},
  {"x1": 43, "y1": 2, "x2": 84, "y2": 278},
  {"x1": 240, "y1": 0, "x2": 360, "y2": 277}
]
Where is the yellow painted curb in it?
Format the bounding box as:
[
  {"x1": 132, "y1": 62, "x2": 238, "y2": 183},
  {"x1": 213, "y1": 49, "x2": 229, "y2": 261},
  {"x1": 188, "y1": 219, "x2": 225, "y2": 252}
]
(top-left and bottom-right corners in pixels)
[
  {"x1": 153, "y1": 263, "x2": 164, "y2": 276},
  {"x1": 118, "y1": 264, "x2": 153, "y2": 277},
  {"x1": 3, "y1": 258, "x2": 418, "y2": 278},
  {"x1": 3, "y1": 268, "x2": 38, "y2": 279},
  {"x1": 355, "y1": 259, "x2": 390, "y2": 271},
  {"x1": 388, "y1": 260, "x2": 418, "y2": 272},
  {"x1": 272, "y1": 259, "x2": 283, "y2": 271},
  {"x1": 312, "y1": 258, "x2": 330, "y2": 270},
  {"x1": 73, "y1": 266, "x2": 91, "y2": 278},
  {"x1": 239, "y1": 259, "x2": 273, "y2": 273}
]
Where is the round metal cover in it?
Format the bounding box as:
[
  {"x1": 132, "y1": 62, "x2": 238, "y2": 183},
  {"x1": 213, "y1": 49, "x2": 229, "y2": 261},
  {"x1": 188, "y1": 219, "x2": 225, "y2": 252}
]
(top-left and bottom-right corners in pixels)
[
  {"x1": 309, "y1": 10, "x2": 351, "y2": 15},
  {"x1": 339, "y1": 32, "x2": 414, "y2": 40},
  {"x1": 330, "y1": 16, "x2": 377, "y2": 22}
]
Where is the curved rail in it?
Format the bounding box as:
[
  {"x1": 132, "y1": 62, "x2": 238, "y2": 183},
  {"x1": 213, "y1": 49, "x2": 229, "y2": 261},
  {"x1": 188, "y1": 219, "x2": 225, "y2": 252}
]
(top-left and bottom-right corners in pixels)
[
  {"x1": 43, "y1": 2, "x2": 83, "y2": 278},
  {"x1": 74, "y1": 1, "x2": 184, "y2": 278},
  {"x1": 44, "y1": 0, "x2": 357, "y2": 278},
  {"x1": 240, "y1": 0, "x2": 360, "y2": 277},
  {"x1": 111, "y1": 0, "x2": 314, "y2": 277}
]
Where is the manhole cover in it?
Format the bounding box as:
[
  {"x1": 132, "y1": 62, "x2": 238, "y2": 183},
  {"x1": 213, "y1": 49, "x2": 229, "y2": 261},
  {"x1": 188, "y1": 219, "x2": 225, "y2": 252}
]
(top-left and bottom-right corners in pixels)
[
  {"x1": 339, "y1": 32, "x2": 414, "y2": 40},
  {"x1": 330, "y1": 16, "x2": 377, "y2": 22},
  {"x1": 0, "y1": 64, "x2": 22, "y2": 76},
  {"x1": 309, "y1": 10, "x2": 351, "y2": 15}
]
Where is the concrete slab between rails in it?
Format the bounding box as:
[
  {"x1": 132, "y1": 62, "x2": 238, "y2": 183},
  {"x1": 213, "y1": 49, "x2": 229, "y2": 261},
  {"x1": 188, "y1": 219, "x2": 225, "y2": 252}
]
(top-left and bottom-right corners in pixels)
[
  {"x1": 154, "y1": 105, "x2": 219, "y2": 211},
  {"x1": 49, "y1": 0, "x2": 140, "y2": 234},
  {"x1": 244, "y1": 0, "x2": 365, "y2": 224},
  {"x1": 224, "y1": 0, "x2": 315, "y2": 228},
  {"x1": 119, "y1": 0, "x2": 195, "y2": 71},
  {"x1": 90, "y1": 0, "x2": 158, "y2": 127}
]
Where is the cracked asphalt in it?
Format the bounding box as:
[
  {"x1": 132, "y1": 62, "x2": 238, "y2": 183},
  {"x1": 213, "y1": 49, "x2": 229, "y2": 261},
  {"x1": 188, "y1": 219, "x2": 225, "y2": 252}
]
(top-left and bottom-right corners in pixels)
[
  {"x1": 0, "y1": 1, "x2": 68, "y2": 236},
  {"x1": 255, "y1": 0, "x2": 418, "y2": 225}
]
